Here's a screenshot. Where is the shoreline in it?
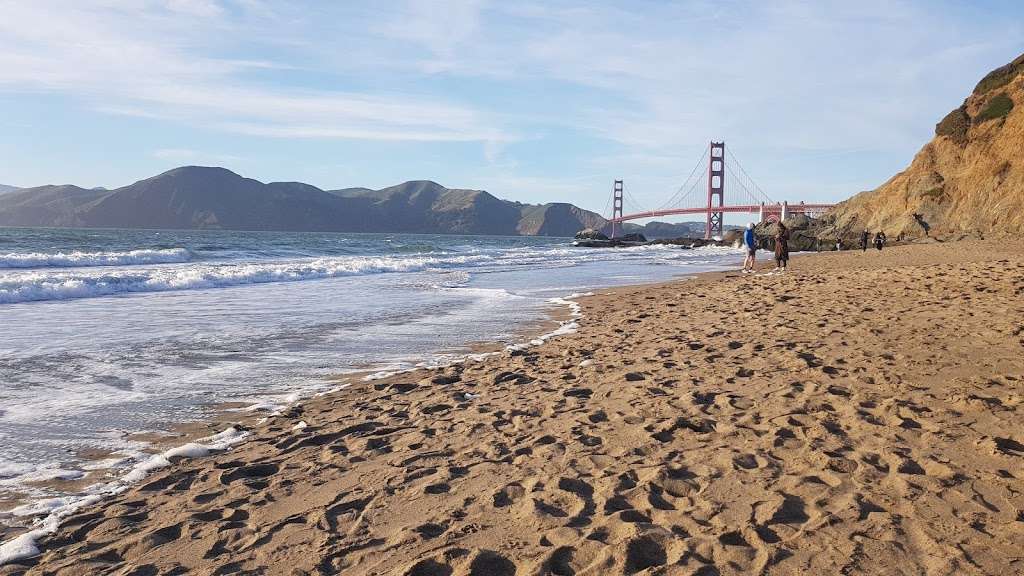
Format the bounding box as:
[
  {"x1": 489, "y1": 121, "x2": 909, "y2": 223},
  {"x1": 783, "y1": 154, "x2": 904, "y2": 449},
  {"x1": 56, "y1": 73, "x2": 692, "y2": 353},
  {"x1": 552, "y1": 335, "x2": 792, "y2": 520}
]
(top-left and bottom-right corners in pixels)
[
  {"x1": 0, "y1": 295, "x2": 572, "y2": 490},
  {"x1": 0, "y1": 280, "x2": 618, "y2": 551},
  {"x1": 4, "y1": 239, "x2": 1023, "y2": 574}
]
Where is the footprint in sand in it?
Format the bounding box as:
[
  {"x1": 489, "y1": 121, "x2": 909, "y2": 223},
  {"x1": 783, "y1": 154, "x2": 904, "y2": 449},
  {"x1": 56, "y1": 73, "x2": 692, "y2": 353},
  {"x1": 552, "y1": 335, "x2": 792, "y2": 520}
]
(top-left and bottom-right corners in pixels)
[
  {"x1": 623, "y1": 534, "x2": 668, "y2": 573},
  {"x1": 404, "y1": 558, "x2": 453, "y2": 576},
  {"x1": 493, "y1": 483, "x2": 526, "y2": 508},
  {"x1": 731, "y1": 453, "x2": 766, "y2": 470},
  {"x1": 414, "y1": 522, "x2": 448, "y2": 540},
  {"x1": 468, "y1": 550, "x2": 517, "y2": 576}
]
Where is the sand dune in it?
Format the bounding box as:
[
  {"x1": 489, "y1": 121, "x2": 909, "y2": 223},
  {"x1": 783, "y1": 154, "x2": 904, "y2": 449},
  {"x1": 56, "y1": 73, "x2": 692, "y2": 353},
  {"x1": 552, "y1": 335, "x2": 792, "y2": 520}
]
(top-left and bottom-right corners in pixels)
[{"x1": 3, "y1": 240, "x2": 1023, "y2": 575}]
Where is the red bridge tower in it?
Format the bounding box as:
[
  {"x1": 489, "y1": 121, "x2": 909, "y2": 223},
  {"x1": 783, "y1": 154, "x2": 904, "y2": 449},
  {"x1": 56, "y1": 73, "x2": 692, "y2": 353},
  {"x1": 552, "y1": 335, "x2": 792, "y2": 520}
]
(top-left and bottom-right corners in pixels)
[
  {"x1": 611, "y1": 179, "x2": 624, "y2": 238},
  {"x1": 706, "y1": 141, "x2": 725, "y2": 239}
]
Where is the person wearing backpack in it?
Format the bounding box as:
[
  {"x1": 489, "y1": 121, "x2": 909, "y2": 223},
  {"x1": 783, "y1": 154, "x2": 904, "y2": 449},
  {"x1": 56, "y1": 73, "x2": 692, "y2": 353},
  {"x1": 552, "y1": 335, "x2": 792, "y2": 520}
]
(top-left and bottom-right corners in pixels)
[{"x1": 742, "y1": 222, "x2": 758, "y2": 273}]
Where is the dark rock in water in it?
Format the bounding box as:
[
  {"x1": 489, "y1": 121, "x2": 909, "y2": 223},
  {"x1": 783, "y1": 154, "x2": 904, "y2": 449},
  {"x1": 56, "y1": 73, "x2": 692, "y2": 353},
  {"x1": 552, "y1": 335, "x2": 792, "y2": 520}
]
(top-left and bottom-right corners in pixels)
[
  {"x1": 574, "y1": 237, "x2": 647, "y2": 248},
  {"x1": 722, "y1": 229, "x2": 744, "y2": 244},
  {"x1": 575, "y1": 228, "x2": 609, "y2": 240},
  {"x1": 649, "y1": 236, "x2": 731, "y2": 248},
  {"x1": 573, "y1": 239, "x2": 613, "y2": 247},
  {"x1": 619, "y1": 232, "x2": 647, "y2": 243},
  {"x1": 573, "y1": 229, "x2": 645, "y2": 245}
]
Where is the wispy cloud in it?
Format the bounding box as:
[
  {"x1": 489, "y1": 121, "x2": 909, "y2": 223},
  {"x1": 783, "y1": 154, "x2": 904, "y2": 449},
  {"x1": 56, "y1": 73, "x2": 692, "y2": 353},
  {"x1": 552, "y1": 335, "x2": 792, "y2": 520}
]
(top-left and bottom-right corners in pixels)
[
  {"x1": 1, "y1": 0, "x2": 1022, "y2": 206},
  {"x1": 0, "y1": 0, "x2": 511, "y2": 145},
  {"x1": 375, "y1": 0, "x2": 487, "y2": 74}
]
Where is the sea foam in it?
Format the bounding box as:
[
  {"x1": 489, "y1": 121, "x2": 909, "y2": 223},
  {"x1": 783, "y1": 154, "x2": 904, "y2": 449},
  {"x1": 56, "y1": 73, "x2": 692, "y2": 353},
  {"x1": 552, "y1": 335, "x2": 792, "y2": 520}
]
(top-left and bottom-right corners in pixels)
[
  {"x1": 0, "y1": 248, "x2": 191, "y2": 269},
  {"x1": 0, "y1": 254, "x2": 492, "y2": 304},
  {"x1": 0, "y1": 427, "x2": 249, "y2": 566},
  {"x1": 0, "y1": 243, "x2": 742, "y2": 305}
]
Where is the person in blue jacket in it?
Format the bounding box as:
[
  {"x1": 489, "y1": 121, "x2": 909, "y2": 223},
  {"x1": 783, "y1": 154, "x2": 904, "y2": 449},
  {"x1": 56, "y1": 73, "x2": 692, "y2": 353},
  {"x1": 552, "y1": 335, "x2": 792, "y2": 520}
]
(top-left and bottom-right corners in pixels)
[{"x1": 742, "y1": 222, "x2": 757, "y2": 273}]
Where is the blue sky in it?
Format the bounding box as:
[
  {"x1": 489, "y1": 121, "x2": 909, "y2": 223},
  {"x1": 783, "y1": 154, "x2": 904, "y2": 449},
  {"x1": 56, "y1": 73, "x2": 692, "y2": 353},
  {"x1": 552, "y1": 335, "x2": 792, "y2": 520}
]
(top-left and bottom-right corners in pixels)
[{"x1": 0, "y1": 0, "x2": 1022, "y2": 216}]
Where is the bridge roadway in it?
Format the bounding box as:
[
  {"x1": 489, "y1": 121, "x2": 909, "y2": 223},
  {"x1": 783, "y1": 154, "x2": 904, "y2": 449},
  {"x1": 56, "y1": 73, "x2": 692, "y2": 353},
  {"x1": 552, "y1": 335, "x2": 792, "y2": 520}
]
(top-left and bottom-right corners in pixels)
[{"x1": 608, "y1": 203, "x2": 835, "y2": 224}]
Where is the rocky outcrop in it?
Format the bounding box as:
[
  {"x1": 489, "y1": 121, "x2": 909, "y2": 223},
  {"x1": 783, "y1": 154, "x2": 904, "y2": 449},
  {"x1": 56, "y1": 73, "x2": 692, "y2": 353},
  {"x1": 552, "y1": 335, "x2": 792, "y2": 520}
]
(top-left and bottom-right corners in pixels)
[
  {"x1": 756, "y1": 214, "x2": 834, "y2": 253},
  {"x1": 823, "y1": 52, "x2": 1024, "y2": 240},
  {"x1": 574, "y1": 228, "x2": 609, "y2": 241},
  {"x1": 619, "y1": 233, "x2": 647, "y2": 243}
]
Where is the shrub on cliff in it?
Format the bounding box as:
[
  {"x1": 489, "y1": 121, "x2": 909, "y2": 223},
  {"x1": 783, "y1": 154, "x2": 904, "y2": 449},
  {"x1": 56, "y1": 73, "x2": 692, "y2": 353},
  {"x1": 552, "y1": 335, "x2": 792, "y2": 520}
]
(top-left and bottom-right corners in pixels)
[
  {"x1": 973, "y1": 53, "x2": 1024, "y2": 95},
  {"x1": 935, "y1": 105, "x2": 970, "y2": 143},
  {"x1": 974, "y1": 93, "x2": 1014, "y2": 124}
]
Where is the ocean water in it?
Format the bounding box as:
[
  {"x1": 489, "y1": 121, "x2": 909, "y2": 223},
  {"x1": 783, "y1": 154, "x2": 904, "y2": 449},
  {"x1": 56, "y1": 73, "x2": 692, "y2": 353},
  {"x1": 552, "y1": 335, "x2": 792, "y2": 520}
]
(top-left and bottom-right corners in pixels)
[{"x1": 0, "y1": 227, "x2": 742, "y2": 510}]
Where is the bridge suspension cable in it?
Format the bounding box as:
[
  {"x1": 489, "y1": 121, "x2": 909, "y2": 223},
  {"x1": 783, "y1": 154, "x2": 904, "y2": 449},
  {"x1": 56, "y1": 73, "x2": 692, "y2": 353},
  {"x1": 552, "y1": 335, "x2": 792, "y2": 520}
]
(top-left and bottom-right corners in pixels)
[
  {"x1": 602, "y1": 140, "x2": 835, "y2": 240},
  {"x1": 726, "y1": 148, "x2": 774, "y2": 205},
  {"x1": 656, "y1": 146, "x2": 709, "y2": 211},
  {"x1": 621, "y1": 187, "x2": 648, "y2": 215}
]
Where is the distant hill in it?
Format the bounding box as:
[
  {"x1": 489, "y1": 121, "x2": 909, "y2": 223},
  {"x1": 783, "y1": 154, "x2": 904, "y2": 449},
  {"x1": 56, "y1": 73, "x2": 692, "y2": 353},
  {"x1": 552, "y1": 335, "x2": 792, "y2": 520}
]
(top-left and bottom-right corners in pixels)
[
  {"x1": 330, "y1": 180, "x2": 526, "y2": 235},
  {"x1": 0, "y1": 184, "x2": 20, "y2": 194},
  {"x1": 826, "y1": 52, "x2": 1024, "y2": 239},
  {"x1": 621, "y1": 220, "x2": 715, "y2": 238},
  {"x1": 0, "y1": 167, "x2": 608, "y2": 237}
]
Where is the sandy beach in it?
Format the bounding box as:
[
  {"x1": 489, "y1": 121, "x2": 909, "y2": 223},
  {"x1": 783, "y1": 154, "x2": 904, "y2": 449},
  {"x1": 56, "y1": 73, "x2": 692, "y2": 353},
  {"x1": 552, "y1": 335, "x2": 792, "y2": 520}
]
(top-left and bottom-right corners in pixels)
[{"x1": 3, "y1": 240, "x2": 1023, "y2": 575}]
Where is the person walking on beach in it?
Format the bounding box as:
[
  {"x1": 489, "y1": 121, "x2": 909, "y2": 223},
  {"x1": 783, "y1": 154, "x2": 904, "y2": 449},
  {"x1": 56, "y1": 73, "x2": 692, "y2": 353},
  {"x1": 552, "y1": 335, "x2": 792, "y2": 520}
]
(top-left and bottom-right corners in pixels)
[
  {"x1": 835, "y1": 237, "x2": 843, "y2": 251},
  {"x1": 874, "y1": 231, "x2": 886, "y2": 251},
  {"x1": 860, "y1": 229, "x2": 870, "y2": 252},
  {"x1": 742, "y1": 222, "x2": 757, "y2": 273},
  {"x1": 774, "y1": 222, "x2": 790, "y2": 272}
]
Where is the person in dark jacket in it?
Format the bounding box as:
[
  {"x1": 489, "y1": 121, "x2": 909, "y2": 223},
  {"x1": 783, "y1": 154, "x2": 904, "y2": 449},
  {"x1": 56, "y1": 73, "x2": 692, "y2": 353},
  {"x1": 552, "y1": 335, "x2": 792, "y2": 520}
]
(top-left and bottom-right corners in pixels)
[
  {"x1": 742, "y1": 222, "x2": 757, "y2": 273},
  {"x1": 860, "y1": 229, "x2": 870, "y2": 252},
  {"x1": 774, "y1": 222, "x2": 789, "y2": 272},
  {"x1": 874, "y1": 231, "x2": 886, "y2": 251}
]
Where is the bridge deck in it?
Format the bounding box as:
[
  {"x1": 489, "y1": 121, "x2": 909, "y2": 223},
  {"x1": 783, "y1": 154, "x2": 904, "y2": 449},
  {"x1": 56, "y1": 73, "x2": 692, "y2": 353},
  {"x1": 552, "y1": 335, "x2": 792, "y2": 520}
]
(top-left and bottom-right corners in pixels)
[{"x1": 609, "y1": 204, "x2": 834, "y2": 223}]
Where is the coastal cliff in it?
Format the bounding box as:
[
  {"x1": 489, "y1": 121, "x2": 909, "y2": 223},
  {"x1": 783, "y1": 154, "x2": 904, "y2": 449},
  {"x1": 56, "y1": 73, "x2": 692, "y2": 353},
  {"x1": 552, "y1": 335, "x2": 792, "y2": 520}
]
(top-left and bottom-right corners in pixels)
[{"x1": 826, "y1": 52, "x2": 1024, "y2": 239}]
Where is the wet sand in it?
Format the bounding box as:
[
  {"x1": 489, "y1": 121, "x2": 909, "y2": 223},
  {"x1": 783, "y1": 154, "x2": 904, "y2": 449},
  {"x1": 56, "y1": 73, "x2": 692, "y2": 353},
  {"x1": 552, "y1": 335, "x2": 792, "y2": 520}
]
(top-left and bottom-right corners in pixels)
[{"x1": 3, "y1": 240, "x2": 1023, "y2": 575}]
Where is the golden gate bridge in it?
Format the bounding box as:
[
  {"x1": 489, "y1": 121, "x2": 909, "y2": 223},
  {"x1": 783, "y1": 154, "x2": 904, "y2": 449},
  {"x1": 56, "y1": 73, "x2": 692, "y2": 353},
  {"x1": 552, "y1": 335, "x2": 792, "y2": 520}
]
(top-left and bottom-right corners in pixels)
[{"x1": 606, "y1": 141, "x2": 834, "y2": 239}]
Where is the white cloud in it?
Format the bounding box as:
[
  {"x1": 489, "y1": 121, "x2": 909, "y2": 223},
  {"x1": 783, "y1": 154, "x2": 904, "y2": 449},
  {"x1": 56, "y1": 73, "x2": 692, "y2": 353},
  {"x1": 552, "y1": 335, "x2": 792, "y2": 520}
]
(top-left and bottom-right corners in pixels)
[
  {"x1": 355, "y1": 0, "x2": 1022, "y2": 155},
  {"x1": 0, "y1": 0, "x2": 510, "y2": 144},
  {"x1": 1, "y1": 0, "x2": 1022, "y2": 207},
  {"x1": 376, "y1": 0, "x2": 486, "y2": 73},
  {"x1": 217, "y1": 122, "x2": 504, "y2": 142}
]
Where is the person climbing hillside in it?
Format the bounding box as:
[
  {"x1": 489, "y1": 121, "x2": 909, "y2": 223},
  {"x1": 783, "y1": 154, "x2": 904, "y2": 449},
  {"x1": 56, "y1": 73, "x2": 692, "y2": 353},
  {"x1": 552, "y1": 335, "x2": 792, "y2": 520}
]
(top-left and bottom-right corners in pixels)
[
  {"x1": 742, "y1": 222, "x2": 757, "y2": 273},
  {"x1": 774, "y1": 222, "x2": 789, "y2": 272}
]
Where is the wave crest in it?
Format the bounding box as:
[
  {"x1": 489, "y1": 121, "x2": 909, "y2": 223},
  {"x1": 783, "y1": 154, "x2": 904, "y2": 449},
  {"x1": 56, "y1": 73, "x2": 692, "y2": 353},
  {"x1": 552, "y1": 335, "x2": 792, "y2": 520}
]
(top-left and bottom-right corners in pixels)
[
  {"x1": 0, "y1": 243, "x2": 743, "y2": 304},
  {"x1": 0, "y1": 254, "x2": 491, "y2": 304},
  {"x1": 0, "y1": 248, "x2": 191, "y2": 269}
]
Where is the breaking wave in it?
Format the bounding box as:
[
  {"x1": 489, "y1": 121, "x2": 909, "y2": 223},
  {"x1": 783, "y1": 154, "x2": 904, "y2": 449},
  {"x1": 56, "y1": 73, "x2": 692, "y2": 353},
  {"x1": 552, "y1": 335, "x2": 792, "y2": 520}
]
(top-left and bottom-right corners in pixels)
[
  {"x1": 0, "y1": 248, "x2": 191, "y2": 269},
  {"x1": 0, "y1": 254, "x2": 494, "y2": 304},
  {"x1": 0, "y1": 244, "x2": 743, "y2": 305}
]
